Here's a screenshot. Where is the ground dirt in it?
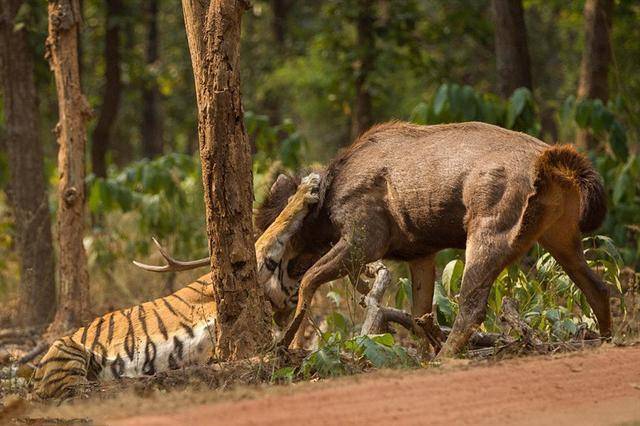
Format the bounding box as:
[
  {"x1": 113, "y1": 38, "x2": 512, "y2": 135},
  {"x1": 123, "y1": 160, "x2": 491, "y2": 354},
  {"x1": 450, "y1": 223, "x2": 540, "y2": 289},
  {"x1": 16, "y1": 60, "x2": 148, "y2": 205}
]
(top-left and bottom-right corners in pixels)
[{"x1": 8, "y1": 344, "x2": 638, "y2": 426}]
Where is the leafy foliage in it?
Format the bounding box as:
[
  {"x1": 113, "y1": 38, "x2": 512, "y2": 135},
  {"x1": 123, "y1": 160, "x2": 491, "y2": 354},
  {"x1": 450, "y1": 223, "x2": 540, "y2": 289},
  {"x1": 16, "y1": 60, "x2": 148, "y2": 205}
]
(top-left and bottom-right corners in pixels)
[
  {"x1": 246, "y1": 111, "x2": 306, "y2": 172},
  {"x1": 410, "y1": 84, "x2": 539, "y2": 135},
  {"x1": 595, "y1": 155, "x2": 640, "y2": 267},
  {"x1": 562, "y1": 96, "x2": 629, "y2": 160},
  {"x1": 87, "y1": 153, "x2": 205, "y2": 267},
  {"x1": 299, "y1": 332, "x2": 416, "y2": 379},
  {"x1": 433, "y1": 237, "x2": 624, "y2": 341}
]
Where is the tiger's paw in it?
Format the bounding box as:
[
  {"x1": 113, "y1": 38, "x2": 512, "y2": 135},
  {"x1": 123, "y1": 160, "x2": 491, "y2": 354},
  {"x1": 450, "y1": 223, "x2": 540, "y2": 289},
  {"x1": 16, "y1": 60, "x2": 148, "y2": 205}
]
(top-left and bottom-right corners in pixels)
[{"x1": 299, "y1": 173, "x2": 320, "y2": 205}]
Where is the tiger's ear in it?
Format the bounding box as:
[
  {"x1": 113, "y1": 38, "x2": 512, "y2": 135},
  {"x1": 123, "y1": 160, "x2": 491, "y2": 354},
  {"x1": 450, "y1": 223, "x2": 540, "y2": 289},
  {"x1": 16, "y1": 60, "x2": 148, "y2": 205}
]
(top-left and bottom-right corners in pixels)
[
  {"x1": 255, "y1": 173, "x2": 299, "y2": 233},
  {"x1": 269, "y1": 174, "x2": 294, "y2": 195}
]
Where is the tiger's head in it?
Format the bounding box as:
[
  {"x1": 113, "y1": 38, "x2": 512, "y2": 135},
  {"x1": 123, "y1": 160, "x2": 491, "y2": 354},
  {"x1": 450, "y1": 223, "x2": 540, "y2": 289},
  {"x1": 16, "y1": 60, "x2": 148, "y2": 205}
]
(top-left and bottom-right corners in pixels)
[{"x1": 256, "y1": 172, "x2": 334, "y2": 327}]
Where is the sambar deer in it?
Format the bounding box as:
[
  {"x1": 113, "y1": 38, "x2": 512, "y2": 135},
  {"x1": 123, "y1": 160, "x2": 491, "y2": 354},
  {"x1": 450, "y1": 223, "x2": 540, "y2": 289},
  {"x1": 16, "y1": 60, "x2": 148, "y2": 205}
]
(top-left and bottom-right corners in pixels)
[{"x1": 255, "y1": 121, "x2": 610, "y2": 357}]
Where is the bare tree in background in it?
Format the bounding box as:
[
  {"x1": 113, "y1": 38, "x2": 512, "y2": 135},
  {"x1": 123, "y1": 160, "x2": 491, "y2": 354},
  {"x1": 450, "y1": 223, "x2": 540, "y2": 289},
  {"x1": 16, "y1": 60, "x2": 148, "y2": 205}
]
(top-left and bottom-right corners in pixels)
[
  {"x1": 0, "y1": 0, "x2": 56, "y2": 327},
  {"x1": 91, "y1": 0, "x2": 122, "y2": 178},
  {"x1": 47, "y1": 0, "x2": 91, "y2": 333},
  {"x1": 351, "y1": 0, "x2": 376, "y2": 141},
  {"x1": 182, "y1": 0, "x2": 272, "y2": 360},
  {"x1": 142, "y1": 0, "x2": 163, "y2": 159},
  {"x1": 491, "y1": 0, "x2": 533, "y2": 97},
  {"x1": 576, "y1": 0, "x2": 613, "y2": 150}
]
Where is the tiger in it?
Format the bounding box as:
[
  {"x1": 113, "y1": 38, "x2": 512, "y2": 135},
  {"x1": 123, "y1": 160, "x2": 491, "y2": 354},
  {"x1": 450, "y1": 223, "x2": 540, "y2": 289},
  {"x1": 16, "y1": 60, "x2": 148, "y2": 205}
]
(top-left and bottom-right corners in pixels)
[{"x1": 31, "y1": 173, "x2": 321, "y2": 400}]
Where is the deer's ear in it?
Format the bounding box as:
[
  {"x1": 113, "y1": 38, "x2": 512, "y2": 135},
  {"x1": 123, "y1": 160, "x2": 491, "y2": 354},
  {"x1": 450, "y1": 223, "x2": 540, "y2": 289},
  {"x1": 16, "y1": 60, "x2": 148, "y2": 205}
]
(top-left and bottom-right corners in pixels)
[{"x1": 270, "y1": 174, "x2": 294, "y2": 195}]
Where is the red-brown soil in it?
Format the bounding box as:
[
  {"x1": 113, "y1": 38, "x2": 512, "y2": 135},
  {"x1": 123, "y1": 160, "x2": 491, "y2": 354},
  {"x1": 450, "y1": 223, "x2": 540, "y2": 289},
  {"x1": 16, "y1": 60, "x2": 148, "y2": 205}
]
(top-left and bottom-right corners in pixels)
[{"x1": 110, "y1": 345, "x2": 640, "y2": 426}]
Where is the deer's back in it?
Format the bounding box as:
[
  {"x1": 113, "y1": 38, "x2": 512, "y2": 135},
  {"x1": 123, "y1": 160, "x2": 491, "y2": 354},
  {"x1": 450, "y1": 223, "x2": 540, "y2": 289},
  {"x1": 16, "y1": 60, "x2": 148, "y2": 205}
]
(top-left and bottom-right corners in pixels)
[{"x1": 323, "y1": 122, "x2": 549, "y2": 257}]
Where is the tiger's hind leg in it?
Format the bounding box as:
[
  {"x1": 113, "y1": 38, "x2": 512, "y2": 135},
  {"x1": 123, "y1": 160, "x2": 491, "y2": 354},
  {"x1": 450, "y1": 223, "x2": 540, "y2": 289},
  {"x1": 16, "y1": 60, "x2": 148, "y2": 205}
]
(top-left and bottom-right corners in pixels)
[
  {"x1": 31, "y1": 337, "x2": 91, "y2": 400},
  {"x1": 255, "y1": 173, "x2": 320, "y2": 284}
]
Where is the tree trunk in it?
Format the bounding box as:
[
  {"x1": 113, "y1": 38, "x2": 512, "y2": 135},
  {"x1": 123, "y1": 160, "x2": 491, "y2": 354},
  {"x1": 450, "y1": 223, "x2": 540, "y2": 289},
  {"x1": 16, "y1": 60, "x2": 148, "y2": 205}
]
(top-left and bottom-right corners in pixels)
[
  {"x1": 0, "y1": 0, "x2": 57, "y2": 328},
  {"x1": 576, "y1": 0, "x2": 613, "y2": 150},
  {"x1": 46, "y1": 0, "x2": 91, "y2": 334},
  {"x1": 491, "y1": 0, "x2": 533, "y2": 97},
  {"x1": 350, "y1": 0, "x2": 375, "y2": 141},
  {"x1": 91, "y1": 0, "x2": 122, "y2": 178},
  {"x1": 182, "y1": 0, "x2": 272, "y2": 360},
  {"x1": 141, "y1": 0, "x2": 163, "y2": 159}
]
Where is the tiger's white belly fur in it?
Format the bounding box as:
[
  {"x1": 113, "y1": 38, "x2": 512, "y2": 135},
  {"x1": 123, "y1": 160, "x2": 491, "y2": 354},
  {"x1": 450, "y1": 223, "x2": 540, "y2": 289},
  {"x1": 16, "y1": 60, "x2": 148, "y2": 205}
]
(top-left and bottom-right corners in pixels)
[{"x1": 97, "y1": 317, "x2": 216, "y2": 380}]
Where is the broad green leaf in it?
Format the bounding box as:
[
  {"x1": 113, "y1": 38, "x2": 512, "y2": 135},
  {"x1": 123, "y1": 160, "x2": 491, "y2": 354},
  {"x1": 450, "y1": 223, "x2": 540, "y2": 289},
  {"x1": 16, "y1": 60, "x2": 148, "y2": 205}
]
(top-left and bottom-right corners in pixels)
[
  {"x1": 432, "y1": 84, "x2": 449, "y2": 116},
  {"x1": 442, "y1": 259, "x2": 464, "y2": 297},
  {"x1": 609, "y1": 122, "x2": 629, "y2": 161},
  {"x1": 271, "y1": 367, "x2": 295, "y2": 383},
  {"x1": 409, "y1": 102, "x2": 429, "y2": 124},
  {"x1": 506, "y1": 88, "x2": 530, "y2": 128},
  {"x1": 575, "y1": 100, "x2": 593, "y2": 128},
  {"x1": 370, "y1": 333, "x2": 395, "y2": 347}
]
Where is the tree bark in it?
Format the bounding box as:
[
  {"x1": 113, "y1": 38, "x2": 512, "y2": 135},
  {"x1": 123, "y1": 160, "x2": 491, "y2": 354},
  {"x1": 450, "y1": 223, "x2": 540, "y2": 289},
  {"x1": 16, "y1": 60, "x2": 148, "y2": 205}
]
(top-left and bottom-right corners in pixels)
[
  {"x1": 576, "y1": 0, "x2": 613, "y2": 150},
  {"x1": 0, "y1": 0, "x2": 57, "y2": 327},
  {"x1": 350, "y1": 0, "x2": 375, "y2": 141},
  {"x1": 491, "y1": 0, "x2": 533, "y2": 97},
  {"x1": 182, "y1": 0, "x2": 272, "y2": 360},
  {"x1": 46, "y1": 0, "x2": 91, "y2": 333},
  {"x1": 141, "y1": 0, "x2": 163, "y2": 159},
  {"x1": 91, "y1": 0, "x2": 122, "y2": 178}
]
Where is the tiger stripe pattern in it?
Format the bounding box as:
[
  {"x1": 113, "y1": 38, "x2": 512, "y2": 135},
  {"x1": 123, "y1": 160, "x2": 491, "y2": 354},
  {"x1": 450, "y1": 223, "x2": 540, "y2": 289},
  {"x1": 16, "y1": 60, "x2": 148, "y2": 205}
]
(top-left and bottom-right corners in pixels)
[{"x1": 32, "y1": 173, "x2": 320, "y2": 399}]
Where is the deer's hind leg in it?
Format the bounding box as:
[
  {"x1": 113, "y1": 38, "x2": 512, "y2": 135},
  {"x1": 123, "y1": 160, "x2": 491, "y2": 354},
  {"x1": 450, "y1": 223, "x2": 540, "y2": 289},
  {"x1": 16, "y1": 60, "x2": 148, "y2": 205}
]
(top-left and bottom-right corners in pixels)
[
  {"x1": 540, "y1": 226, "x2": 612, "y2": 337},
  {"x1": 437, "y1": 221, "x2": 543, "y2": 359},
  {"x1": 437, "y1": 232, "x2": 513, "y2": 358}
]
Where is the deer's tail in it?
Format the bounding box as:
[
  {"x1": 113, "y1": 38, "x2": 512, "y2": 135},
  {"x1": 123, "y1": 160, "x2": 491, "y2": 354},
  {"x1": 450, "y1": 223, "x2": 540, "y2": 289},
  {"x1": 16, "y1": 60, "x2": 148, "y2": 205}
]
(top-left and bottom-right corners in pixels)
[{"x1": 535, "y1": 145, "x2": 607, "y2": 233}]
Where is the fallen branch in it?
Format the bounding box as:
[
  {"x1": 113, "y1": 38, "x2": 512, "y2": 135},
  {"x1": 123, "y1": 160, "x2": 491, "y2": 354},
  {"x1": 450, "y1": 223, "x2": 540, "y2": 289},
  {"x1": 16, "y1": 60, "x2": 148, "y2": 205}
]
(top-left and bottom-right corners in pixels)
[
  {"x1": 358, "y1": 262, "x2": 506, "y2": 355},
  {"x1": 499, "y1": 297, "x2": 544, "y2": 349},
  {"x1": 359, "y1": 262, "x2": 446, "y2": 353}
]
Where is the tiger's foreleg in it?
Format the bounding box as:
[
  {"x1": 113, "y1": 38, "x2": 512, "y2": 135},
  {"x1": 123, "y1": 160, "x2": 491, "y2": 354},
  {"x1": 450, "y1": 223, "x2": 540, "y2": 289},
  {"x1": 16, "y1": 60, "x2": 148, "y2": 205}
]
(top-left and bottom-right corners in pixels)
[{"x1": 255, "y1": 173, "x2": 320, "y2": 284}]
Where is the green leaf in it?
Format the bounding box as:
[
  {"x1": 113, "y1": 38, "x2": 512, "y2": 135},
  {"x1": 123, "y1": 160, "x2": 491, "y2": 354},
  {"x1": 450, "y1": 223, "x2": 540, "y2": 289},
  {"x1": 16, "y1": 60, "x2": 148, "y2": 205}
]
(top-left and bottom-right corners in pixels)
[
  {"x1": 88, "y1": 180, "x2": 105, "y2": 213},
  {"x1": 395, "y1": 277, "x2": 412, "y2": 309},
  {"x1": 575, "y1": 100, "x2": 593, "y2": 128},
  {"x1": 370, "y1": 333, "x2": 395, "y2": 347},
  {"x1": 271, "y1": 367, "x2": 295, "y2": 383},
  {"x1": 506, "y1": 88, "x2": 530, "y2": 128},
  {"x1": 609, "y1": 122, "x2": 629, "y2": 160},
  {"x1": 589, "y1": 99, "x2": 607, "y2": 133},
  {"x1": 409, "y1": 102, "x2": 429, "y2": 124},
  {"x1": 434, "y1": 281, "x2": 456, "y2": 327},
  {"x1": 442, "y1": 259, "x2": 464, "y2": 297},
  {"x1": 461, "y1": 85, "x2": 478, "y2": 120},
  {"x1": 432, "y1": 84, "x2": 449, "y2": 116},
  {"x1": 448, "y1": 84, "x2": 464, "y2": 119},
  {"x1": 326, "y1": 311, "x2": 349, "y2": 336}
]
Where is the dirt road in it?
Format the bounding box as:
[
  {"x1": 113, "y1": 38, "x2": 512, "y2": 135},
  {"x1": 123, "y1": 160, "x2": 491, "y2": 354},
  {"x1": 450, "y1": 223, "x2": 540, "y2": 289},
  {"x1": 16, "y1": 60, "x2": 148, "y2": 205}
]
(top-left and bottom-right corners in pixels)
[{"x1": 110, "y1": 345, "x2": 640, "y2": 426}]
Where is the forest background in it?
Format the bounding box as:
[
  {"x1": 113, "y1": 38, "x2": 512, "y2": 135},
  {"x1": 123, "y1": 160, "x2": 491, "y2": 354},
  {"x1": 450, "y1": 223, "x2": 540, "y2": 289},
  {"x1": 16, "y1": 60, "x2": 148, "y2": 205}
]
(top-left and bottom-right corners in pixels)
[{"x1": 0, "y1": 0, "x2": 638, "y2": 343}]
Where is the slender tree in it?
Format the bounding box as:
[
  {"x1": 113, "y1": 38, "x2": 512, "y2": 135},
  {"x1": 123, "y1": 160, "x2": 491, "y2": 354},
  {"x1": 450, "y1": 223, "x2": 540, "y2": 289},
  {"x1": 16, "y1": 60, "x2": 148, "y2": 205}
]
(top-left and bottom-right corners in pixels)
[
  {"x1": 91, "y1": 0, "x2": 122, "y2": 178},
  {"x1": 576, "y1": 0, "x2": 613, "y2": 150},
  {"x1": 182, "y1": 0, "x2": 272, "y2": 360},
  {"x1": 491, "y1": 0, "x2": 533, "y2": 97},
  {"x1": 141, "y1": 0, "x2": 163, "y2": 159},
  {"x1": 350, "y1": 0, "x2": 376, "y2": 141},
  {"x1": 260, "y1": 0, "x2": 291, "y2": 129},
  {"x1": 0, "y1": 0, "x2": 56, "y2": 327},
  {"x1": 271, "y1": 0, "x2": 289, "y2": 48},
  {"x1": 46, "y1": 0, "x2": 91, "y2": 333}
]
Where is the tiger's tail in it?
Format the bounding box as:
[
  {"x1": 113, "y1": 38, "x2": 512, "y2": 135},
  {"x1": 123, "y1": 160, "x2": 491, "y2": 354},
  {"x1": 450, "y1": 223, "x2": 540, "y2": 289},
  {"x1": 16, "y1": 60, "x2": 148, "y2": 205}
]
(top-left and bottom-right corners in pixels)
[{"x1": 31, "y1": 337, "x2": 91, "y2": 400}]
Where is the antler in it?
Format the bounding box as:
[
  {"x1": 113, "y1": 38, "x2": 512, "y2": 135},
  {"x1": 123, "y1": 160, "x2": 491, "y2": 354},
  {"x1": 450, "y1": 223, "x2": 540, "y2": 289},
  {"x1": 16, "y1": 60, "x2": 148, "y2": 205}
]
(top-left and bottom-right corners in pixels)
[{"x1": 133, "y1": 237, "x2": 210, "y2": 273}]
